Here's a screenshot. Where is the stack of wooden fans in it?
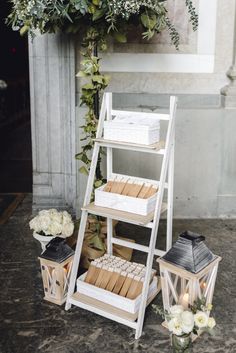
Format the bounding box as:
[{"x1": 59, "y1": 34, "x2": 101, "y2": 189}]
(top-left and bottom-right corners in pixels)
[
  {"x1": 84, "y1": 254, "x2": 156, "y2": 299},
  {"x1": 104, "y1": 179, "x2": 158, "y2": 199}
]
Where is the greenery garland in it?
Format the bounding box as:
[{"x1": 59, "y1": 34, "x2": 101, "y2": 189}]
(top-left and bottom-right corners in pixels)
[
  {"x1": 7, "y1": 0, "x2": 198, "y2": 191},
  {"x1": 75, "y1": 28, "x2": 109, "y2": 192}
]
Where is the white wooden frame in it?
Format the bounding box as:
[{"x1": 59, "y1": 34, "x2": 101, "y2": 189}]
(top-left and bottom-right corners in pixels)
[
  {"x1": 65, "y1": 93, "x2": 177, "y2": 339},
  {"x1": 157, "y1": 256, "x2": 221, "y2": 313}
]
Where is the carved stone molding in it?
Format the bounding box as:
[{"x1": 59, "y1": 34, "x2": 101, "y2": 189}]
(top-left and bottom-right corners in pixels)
[{"x1": 29, "y1": 33, "x2": 76, "y2": 212}]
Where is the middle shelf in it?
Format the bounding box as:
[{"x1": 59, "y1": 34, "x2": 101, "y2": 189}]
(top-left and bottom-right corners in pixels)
[{"x1": 82, "y1": 202, "x2": 167, "y2": 227}]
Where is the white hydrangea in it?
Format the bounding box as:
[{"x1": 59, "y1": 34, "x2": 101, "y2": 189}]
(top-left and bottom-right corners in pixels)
[
  {"x1": 38, "y1": 214, "x2": 51, "y2": 231},
  {"x1": 62, "y1": 222, "x2": 74, "y2": 237},
  {"x1": 47, "y1": 221, "x2": 63, "y2": 236},
  {"x1": 29, "y1": 209, "x2": 74, "y2": 237},
  {"x1": 62, "y1": 211, "x2": 72, "y2": 225},
  {"x1": 29, "y1": 216, "x2": 41, "y2": 233}
]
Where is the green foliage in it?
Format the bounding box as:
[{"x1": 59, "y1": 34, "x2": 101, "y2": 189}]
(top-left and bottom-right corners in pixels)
[
  {"x1": 7, "y1": 0, "x2": 198, "y2": 49},
  {"x1": 7, "y1": 0, "x2": 199, "y2": 192},
  {"x1": 185, "y1": 0, "x2": 198, "y2": 31},
  {"x1": 75, "y1": 29, "x2": 109, "y2": 194},
  {"x1": 165, "y1": 17, "x2": 180, "y2": 50}
]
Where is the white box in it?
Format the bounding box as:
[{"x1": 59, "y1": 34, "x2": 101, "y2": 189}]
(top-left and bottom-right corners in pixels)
[
  {"x1": 95, "y1": 183, "x2": 157, "y2": 216},
  {"x1": 104, "y1": 114, "x2": 160, "y2": 145},
  {"x1": 76, "y1": 273, "x2": 158, "y2": 314}
]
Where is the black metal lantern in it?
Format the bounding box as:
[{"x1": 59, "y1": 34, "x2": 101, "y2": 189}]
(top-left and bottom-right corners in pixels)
[
  {"x1": 162, "y1": 230, "x2": 215, "y2": 273},
  {"x1": 39, "y1": 237, "x2": 74, "y2": 305}
]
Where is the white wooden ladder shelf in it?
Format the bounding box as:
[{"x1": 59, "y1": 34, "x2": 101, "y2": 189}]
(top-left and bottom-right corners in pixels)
[{"x1": 65, "y1": 93, "x2": 177, "y2": 339}]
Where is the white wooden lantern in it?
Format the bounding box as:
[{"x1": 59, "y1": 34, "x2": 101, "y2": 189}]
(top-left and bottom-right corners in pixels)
[
  {"x1": 157, "y1": 256, "x2": 221, "y2": 312},
  {"x1": 39, "y1": 255, "x2": 74, "y2": 305}
]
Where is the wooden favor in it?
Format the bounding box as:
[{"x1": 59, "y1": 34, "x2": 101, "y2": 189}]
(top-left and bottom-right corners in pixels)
[
  {"x1": 94, "y1": 263, "x2": 110, "y2": 287},
  {"x1": 127, "y1": 183, "x2": 144, "y2": 197},
  {"x1": 85, "y1": 262, "x2": 102, "y2": 285},
  {"x1": 103, "y1": 180, "x2": 114, "y2": 192},
  {"x1": 106, "y1": 267, "x2": 122, "y2": 292},
  {"x1": 126, "y1": 275, "x2": 144, "y2": 300},
  {"x1": 119, "y1": 273, "x2": 135, "y2": 297},
  {"x1": 112, "y1": 271, "x2": 127, "y2": 294},
  {"x1": 99, "y1": 266, "x2": 114, "y2": 289}
]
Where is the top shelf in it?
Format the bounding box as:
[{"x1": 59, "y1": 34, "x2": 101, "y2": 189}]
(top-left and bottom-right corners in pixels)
[{"x1": 94, "y1": 139, "x2": 165, "y2": 155}]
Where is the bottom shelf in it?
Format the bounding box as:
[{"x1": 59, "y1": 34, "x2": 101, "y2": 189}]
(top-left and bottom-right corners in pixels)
[{"x1": 69, "y1": 277, "x2": 161, "y2": 326}]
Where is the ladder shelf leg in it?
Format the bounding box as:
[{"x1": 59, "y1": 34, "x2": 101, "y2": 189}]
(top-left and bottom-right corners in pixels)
[
  {"x1": 166, "y1": 143, "x2": 174, "y2": 251},
  {"x1": 65, "y1": 210, "x2": 88, "y2": 310},
  {"x1": 66, "y1": 143, "x2": 101, "y2": 310},
  {"x1": 135, "y1": 96, "x2": 177, "y2": 339}
]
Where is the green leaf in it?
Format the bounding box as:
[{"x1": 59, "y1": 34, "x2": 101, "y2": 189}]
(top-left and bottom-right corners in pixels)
[
  {"x1": 94, "y1": 180, "x2": 103, "y2": 188},
  {"x1": 92, "y1": 8, "x2": 105, "y2": 21},
  {"x1": 76, "y1": 70, "x2": 88, "y2": 77},
  {"x1": 113, "y1": 31, "x2": 127, "y2": 43},
  {"x1": 82, "y1": 83, "x2": 94, "y2": 90},
  {"x1": 141, "y1": 12, "x2": 157, "y2": 30},
  {"x1": 91, "y1": 234, "x2": 105, "y2": 251},
  {"x1": 81, "y1": 153, "x2": 89, "y2": 163},
  {"x1": 88, "y1": 4, "x2": 96, "y2": 14},
  {"x1": 92, "y1": 0, "x2": 100, "y2": 5},
  {"x1": 79, "y1": 166, "x2": 89, "y2": 175},
  {"x1": 103, "y1": 75, "x2": 110, "y2": 85},
  {"x1": 20, "y1": 25, "x2": 29, "y2": 36},
  {"x1": 75, "y1": 152, "x2": 83, "y2": 160},
  {"x1": 92, "y1": 75, "x2": 104, "y2": 83}
]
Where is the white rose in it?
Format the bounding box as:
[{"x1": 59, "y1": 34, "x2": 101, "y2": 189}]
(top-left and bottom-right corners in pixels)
[
  {"x1": 50, "y1": 211, "x2": 62, "y2": 224},
  {"x1": 169, "y1": 305, "x2": 184, "y2": 317},
  {"x1": 62, "y1": 222, "x2": 74, "y2": 237},
  {"x1": 29, "y1": 216, "x2": 41, "y2": 232},
  {"x1": 48, "y1": 208, "x2": 58, "y2": 214},
  {"x1": 38, "y1": 214, "x2": 51, "y2": 231},
  {"x1": 181, "y1": 311, "x2": 194, "y2": 334},
  {"x1": 168, "y1": 318, "x2": 183, "y2": 336},
  {"x1": 47, "y1": 221, "x2": 62, "y2": 236},
  {"x1": 207, "y1": 317, "x2": 216, "y2": 329},
  {"x1": 38, "y1": 210, "x2": 50, "y2": 217},
  {"x1": 62, "y1": 211, "x2": 72, "y2": 225},
  {"x1": 194, "y1": 311, "x2": 209, "y2": 328}
]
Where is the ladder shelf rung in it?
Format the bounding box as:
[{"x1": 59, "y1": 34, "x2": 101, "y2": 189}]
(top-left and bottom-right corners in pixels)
[
  {"x1": 82, "y1": 202, "x2": 168, "y2": 227},
  {"x1": 94, "y1": 138, "x2": 165, "y2": 155},
  {"x1": 111, "y1": 237, "x2": 166, "y2": 257}
]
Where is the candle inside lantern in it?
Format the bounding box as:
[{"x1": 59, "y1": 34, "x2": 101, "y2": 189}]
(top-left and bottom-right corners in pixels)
[
  {"x1": 180, "y1": 292, "x2": 189, "y2": 309},
  {"x1": 201, "y1": 281, "x2": 207, "y2": 289}
]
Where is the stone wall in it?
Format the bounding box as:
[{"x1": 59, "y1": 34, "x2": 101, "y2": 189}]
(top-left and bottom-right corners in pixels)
[
  {"x1": 75, "y1": 0, "x2": 236, "y2": 218},
  {"x1": 29, "y1": 0, "x2": 236, "y2": 217}
]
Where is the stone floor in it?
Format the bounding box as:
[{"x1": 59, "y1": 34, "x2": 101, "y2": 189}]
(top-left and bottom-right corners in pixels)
[{"x1": 0, "y1": 195, "x2": 236, "y2": 353}]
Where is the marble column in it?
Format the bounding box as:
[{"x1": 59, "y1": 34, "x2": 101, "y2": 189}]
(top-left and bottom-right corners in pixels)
[
  {"x1": 29, "y1": 33, "x2": 77, "y2": 213},
  {"x1": 221, "y1": 1, "x2": 236, "y2": 108}
]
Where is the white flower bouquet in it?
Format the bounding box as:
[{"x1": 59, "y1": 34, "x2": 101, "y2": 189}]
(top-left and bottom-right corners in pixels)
[
  {"x1": 29, "y1": 209, "x2": 74, "y2": 238},
  {"x1": 153, "y1": 297, "x2": 216, "y2": 337}
]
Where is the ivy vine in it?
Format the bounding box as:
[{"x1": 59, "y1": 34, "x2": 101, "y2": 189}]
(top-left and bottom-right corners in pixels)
[{"x1": 75, "y1": 28, "x2": 110, "y2": 194}]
